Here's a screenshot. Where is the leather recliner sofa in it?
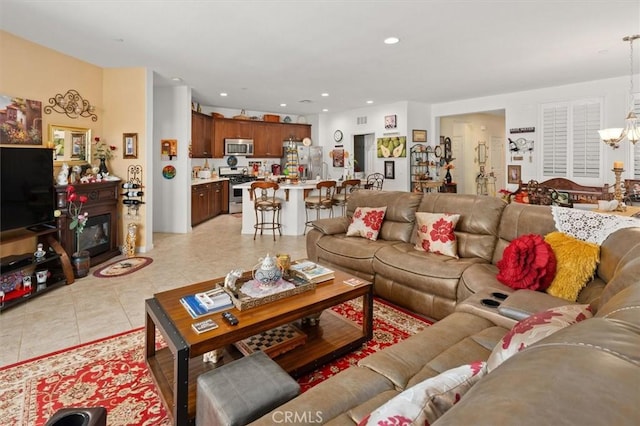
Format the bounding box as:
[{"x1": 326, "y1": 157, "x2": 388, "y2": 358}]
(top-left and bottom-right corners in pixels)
[{"x1": 251, "y1": 191, "x2": 640, "y2": 425}]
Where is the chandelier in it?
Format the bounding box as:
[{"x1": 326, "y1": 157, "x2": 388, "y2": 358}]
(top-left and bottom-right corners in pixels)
[
  {"x1": 44, "y1": 89, "x2": 98, "y2": 122},
  {"x1": 599, "y1": 34, "x2": 640, "y2": 149}
]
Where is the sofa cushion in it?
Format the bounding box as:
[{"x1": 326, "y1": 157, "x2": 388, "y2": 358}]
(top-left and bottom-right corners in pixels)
[
  {"x1": 544, "y1": 232, "x2": 600, "y2": 302},
  {"x1": 347, "y1": 206, "x2": 387, "y2": 241},
  {"x1": 414, "y1": 212, "x2": 461, "y2": 258},
  {"x1": 417, "y1": 193, "x2": 506, "y2": 262},
  {"x1": 486, "y1": 304, "x2": 592, "y2": 372},
  {"x1": 316, "y1": 234, "x2": 397, "y2": 279},
  {"x1": 359, "y1": 362, "x2": 487, "y2": 426},
  {"x1": 496, "y1": 234, "x2": 557, "y2": 291},
  {"x1": 346, "y1": 190, "x2": 423, "y2": 243}
]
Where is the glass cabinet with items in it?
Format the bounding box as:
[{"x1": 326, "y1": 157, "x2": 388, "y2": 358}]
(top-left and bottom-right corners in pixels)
[{"x1": 410, "y1": 144, "x2": 437, "y2": 192}]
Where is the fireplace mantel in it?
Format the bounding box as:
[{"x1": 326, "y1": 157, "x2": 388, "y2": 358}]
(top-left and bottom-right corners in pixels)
[{"x1": 55, "y1": 181, "x2": 121, "y2": 266}]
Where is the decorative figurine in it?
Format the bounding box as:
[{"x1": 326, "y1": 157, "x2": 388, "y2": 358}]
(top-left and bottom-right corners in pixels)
[
  {"x1": 57, "y1": 163, "x2": 69, "y2": 185},
  {"x1": 252, "y1": 254, "x2": 283, "y2": 288},
  {"x1": 34, "y1": 243, "x2": 46, "y2": 261},
  {"x1": 224, "y1": 269, "x2": 244, "y2": 293}
]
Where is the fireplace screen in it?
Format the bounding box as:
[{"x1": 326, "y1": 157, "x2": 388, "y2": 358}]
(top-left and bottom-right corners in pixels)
[{"x1": 78, "y1": 213, "x2": 110, "y2": 257}]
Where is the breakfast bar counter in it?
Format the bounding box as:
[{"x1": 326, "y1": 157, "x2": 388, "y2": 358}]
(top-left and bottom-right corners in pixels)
[{"x1": 235, "y1": 180, "x2": 341, "y2": 236}]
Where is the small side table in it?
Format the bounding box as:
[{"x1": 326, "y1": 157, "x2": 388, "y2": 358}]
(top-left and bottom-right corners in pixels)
[{"x1": 440, "y1": 183, "x2": 457, "y2": 193}]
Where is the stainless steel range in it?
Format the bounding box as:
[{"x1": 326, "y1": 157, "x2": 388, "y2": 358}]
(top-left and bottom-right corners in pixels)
[{"x1": 219, "y1": 166, "x2": 256, "y2": 214}]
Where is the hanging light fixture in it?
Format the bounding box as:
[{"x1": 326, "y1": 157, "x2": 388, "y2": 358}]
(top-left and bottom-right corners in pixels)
[{"x1": 599, "y1": 34, "x2": 640, "y2": 149}]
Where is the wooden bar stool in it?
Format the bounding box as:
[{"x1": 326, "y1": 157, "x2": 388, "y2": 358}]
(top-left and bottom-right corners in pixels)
[
  {"x1": 333, "y1": 179, "x2": 361, "y2": 216},
  {"x1": 304, "y1": 180, "x2": 336, "y2": 234},
  {"x1": 250, "y1": 181, "x2": 282, "y2": 241}
]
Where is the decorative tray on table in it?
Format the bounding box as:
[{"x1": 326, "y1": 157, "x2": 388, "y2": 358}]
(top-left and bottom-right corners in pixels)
[{"x1": 219, "y1": 272, "x2": 315, "y2": 311}]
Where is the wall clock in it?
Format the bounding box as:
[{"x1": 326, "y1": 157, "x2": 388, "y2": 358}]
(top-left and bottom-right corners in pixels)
[{"x1": 334, "y1": 130, "x2": 343, "y2": 142}]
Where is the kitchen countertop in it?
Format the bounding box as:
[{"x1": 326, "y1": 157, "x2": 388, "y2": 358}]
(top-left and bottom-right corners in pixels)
[{"x1": 191, "y1": 177, "x2": 229, "y2": 186}]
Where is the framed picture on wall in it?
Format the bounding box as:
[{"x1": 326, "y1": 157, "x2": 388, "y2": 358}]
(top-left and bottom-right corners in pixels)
[
  {"x1": 384, "y1": 114, "x2": 397, "y2": 129},
  {"x1": 123, "y1": 133, "x2": 138, "y2": 159},
  {"x1": 412, "y1": 129, "x2": 427, "y2": 142},
  {"x1": 384, "y1": 160, "x2": 395, "y2": 179},
  {"x1": 507, "y1": 165, "x2": 521, "y2": 184}
]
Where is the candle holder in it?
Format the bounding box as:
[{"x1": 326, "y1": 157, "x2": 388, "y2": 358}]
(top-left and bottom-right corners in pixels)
[{"x1": 612, "y1": 167, "x2": 627, "y2": 212}]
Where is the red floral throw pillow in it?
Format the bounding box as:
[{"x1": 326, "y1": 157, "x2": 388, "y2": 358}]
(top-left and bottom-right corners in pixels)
[
  {"x1": 346, "y1": 206, "x2": 387, "y2": 241},
  {"x1": 496, "y1": 234, "x2": 557, "y2": 291},
  {"x1": 358, "y1": 362, "x2": 487, "y2": 426},
  {"x1": 414, "y1": 212, "x2": 461, "y2": 258},
  {"x1": 487, "y1": 304, "x2": 592, "y2": 372}
]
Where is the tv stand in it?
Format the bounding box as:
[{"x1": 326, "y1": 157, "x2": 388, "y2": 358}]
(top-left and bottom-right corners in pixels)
[
  {"x1": 27, "y1": 223, "x2": 57, "y2": 233},
  {"x1": 0, "y1": 227, "x2": 74, "y2": 312}
]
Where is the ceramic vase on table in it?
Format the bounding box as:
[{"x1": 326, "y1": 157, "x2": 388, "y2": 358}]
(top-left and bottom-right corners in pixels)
[
  {"x1": 72, "y1": 250, "x2": 91, "y2": 278},
  {"x1": 445, "y1": 169, "x2": 452, "y2": 184},
  {"x1": 98, "y1": 157, "x2": 109, "y2": 175}
]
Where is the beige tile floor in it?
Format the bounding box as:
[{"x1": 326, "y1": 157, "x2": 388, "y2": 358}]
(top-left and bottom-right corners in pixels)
[{"x1": 0, "y1": 214, "x2": 307, "y2": 367}]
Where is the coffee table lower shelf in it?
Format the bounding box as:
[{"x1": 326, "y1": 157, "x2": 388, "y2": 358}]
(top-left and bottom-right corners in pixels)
[{"x1": 147, "y1": 309, "x2": 367, "y2": 423}]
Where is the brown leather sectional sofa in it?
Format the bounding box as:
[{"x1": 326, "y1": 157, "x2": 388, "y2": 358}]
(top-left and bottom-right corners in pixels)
[{"x1": 252, "y1": 191, "x2": 640, "y2": 425}]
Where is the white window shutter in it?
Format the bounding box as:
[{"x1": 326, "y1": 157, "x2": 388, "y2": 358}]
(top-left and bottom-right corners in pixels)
[
  {"x1": 542, "y1": 104, "x2": 568, "y2": 176},
  {"x1": 633, "y1": 94, "x2": 640, "y2": 179},
  {"x1": 572, "y1": 101, "x2": 601, "y2": 178}
]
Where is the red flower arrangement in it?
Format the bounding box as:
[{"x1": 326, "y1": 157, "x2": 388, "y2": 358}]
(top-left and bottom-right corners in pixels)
[
  {"x1": 92, "y1": 136, "x2": 117, "y2": 160},
  {"x1": 66, "y1": 185, "x2": 89, "y2": 253}
]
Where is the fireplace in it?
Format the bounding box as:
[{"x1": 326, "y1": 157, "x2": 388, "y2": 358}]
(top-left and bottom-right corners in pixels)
[
  {"x1": 55, "y1": 181, "x2": 120, "y2": 266},
  {"x1": 77, "y1": 213, "x2": 111, "y2": 258}
]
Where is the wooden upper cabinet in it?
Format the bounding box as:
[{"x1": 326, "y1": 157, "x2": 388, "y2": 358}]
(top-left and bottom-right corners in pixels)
[
  {"x1": 212, "y1": 117, "x2": 310, "y2": 158},
  {"x1": 253, "y1": 122, "x2": 284, "y2": 158},
  {"x1": 191, "y1": 112, "x2": 213, "y2": 158}
]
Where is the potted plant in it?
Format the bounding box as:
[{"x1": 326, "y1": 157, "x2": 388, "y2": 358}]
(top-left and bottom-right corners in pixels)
[{"x1": 92, "y1": 137, "x2": 116, "y2": 175}]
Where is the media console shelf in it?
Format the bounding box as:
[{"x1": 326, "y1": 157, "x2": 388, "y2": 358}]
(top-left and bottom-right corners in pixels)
[{"x1": 0, "y1": 227, "x2": 74, "y2": 312}]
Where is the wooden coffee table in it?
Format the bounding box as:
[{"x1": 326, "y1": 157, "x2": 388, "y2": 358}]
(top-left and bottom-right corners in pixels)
[{"x1": 145, "y1": 268, "x2": 373, "y2": 425}]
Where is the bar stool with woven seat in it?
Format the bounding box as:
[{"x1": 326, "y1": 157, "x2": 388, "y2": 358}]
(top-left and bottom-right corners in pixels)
[
  {"x1": 304, "y1": 180, "x2": 336, "y2": 235},
  {"x1": 250, "y1": 181, "x2": 282, "y2": 241},
  {"x1": 333, "y1": 179, "x2": 361, "y2": 216}
]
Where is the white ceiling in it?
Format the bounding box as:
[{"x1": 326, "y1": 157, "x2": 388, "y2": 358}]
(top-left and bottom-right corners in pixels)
[{"x1": 2, "y1": 0, "x2": 639, "y2": 116}]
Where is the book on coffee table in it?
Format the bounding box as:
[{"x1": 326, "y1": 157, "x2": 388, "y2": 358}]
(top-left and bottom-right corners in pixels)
[
  {"x1": 289, "y1": 260, "x2": 334, "y2": 283},
  {"x1": 180, "y1": 288, "x2": 233, "y2": 319}
]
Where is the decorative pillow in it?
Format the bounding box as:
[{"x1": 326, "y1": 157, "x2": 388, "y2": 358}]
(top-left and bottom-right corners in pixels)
[
  {"x1": 496, "y1": 234, "x2": 557, "y2": 291},
  {"x1": 487, "y1": 304, "x2": 592, "y2": 372},
  {"x1": 358, "y1": 362, "x2": 486, "y2": 426},
  {"x1": 544, "y1": 232, "x2": 600, "y2": 302},
  {"x1": 346, "y1": 206, "x2": 387, "y2": 241},
  {"x1": 414, "y1": 212, "x2": 461, "y2": 258}
]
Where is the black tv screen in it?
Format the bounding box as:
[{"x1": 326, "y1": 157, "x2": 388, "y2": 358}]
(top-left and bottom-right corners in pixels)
[{"x1": 1, "y1": 147, "x2": 55, "y2": 232}]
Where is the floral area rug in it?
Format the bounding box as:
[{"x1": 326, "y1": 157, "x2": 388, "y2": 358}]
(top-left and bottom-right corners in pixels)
[
  {"x1": 0, "y1": 298, "x2": 430, "y2": 425},
  {"x1": 92, "y1": 257, "x2": 153, "y2": 278}
]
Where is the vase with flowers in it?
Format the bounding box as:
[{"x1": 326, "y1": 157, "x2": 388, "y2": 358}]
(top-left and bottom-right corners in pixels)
[
  {"x1": 67, "y1": 185, "x2": 90, "y2": 277},
  {"x1": 444, "y1": 162, "x2": 455, "y2": 184},
  {"x1": 92, "y1": 137, "x2": 116, "y2": 175}
]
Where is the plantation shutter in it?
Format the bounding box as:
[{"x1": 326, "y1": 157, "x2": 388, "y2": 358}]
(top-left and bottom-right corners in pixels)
[
  {"x1": 633, "y1": 94, "x2": 640, "y2": 179},
  {"x1": 542, "y1": 104, "x2": 568, "y2": 176},
  {"x1": 572, "y1": 101, "x2": 601, "y2": 178}
]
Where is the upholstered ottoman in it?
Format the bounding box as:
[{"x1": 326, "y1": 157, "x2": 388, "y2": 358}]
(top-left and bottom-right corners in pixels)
[{"x1": 196, "y1": 351, "x2": 300, "y2": 426}]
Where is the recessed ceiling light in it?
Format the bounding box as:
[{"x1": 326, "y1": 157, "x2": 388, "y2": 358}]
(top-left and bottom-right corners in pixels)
[
  {"x1": 171, "y1": 77, "x2": 182, "y2": 82},
  {"x1": 384, "y1": 37, "x2": 400, "y2": 45},
  {"x1": 322, "y1": 108, "x2": 329, "y2": 112},
  {"x1": 219, "y1": 92, "x2": 228, "y2": 97},
  {"x1": 366, "y1": 100, "x2": 374, "y2": 104},
  {"x1": 280, "y1": 103, "x2": 287, "y2": 107},
  {"x1": 321, "y1": 93, "x2": 329, "y2": 97}
]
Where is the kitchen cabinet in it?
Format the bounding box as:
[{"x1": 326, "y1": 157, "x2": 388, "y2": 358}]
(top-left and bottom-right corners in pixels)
[
  {"x1": 191, "y1": 112, "x2": 213, "y2": 158},
  {"x1": 191, "y1": 180, "x2": 229, "y2": 226},
  {"x1": 212, "y1": 117, "x2": 310, "y2": 158},
  {"x1": 253, "y1": 122, "x2": 284, "y2": 158}
]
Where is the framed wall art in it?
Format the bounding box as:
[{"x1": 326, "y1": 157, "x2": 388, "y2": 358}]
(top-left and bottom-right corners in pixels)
[
  {"x1": 161, "y1": 139, "x2": 177, "y2": 160},
  {"x1": 412, "y1": 129, "x2": 427, "y2": 142},
  {"x1": 384, "y1": 114, "x2": 397, "y2": 129},
  {"x1": 0, "y1": 95, "x2": 43, "y2": 145},
  {"x1": 123, "y1": 133, "x2": 138, "y2": 159},
  {"x1": 507, "y1": 165, "x2": 521, "y2": 184},
  {"x1": 384, "y1": 161, "x2": 395, "y2": 179}
]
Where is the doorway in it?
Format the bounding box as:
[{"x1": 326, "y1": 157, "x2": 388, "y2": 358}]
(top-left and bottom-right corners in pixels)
[{"x1": 354, "y1": 133, "x2": 375, "y2": 177}]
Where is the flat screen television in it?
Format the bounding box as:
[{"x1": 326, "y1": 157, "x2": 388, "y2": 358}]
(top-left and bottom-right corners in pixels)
[{"x1": 1, "y1": 147, "x2": 56, "y2": 232}]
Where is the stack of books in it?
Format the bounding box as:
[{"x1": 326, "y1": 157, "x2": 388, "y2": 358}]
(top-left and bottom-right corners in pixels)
[
  {"x1": 180, "y1": 287, "x2": 233, "y2": 319},
  {"x1": 290, "y1": 260, "x2": 335, "y2": 283}
]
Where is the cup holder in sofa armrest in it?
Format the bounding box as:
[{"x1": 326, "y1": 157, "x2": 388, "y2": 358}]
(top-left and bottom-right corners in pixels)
[
  {"x1": 497, "y1": 305, "x2": 532, "y2": 321},
  {"x1": 481, "y1": 299, "x2": 501, "y2": 308},
  {"x1": 492, "y1": 292, "x2": 508, "y2": 300}
]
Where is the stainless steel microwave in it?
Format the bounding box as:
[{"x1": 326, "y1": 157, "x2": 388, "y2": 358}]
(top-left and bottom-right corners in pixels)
[{"x1": 224, "y1": 138, "x2": 254, "y2": 156}]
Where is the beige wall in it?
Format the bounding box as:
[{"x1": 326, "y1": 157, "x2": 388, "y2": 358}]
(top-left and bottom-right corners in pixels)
[{"x1": 0, "y1": 30, "x2": 148, "y2": 254}]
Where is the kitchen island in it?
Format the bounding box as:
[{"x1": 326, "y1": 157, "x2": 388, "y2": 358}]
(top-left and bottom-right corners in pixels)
[{"x1": 235, "y1": 180, "x2": 341, "y2": 236}]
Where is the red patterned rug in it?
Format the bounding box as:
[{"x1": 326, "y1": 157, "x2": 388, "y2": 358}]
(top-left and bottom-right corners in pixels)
[{"x1": 0, "y1": 298, "x2": 430, "y2": 425}]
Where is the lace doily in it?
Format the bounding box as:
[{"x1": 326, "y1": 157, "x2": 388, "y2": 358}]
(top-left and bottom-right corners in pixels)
[{"x1": 551, "y1": 206, "x2": 639, "y2": 245}]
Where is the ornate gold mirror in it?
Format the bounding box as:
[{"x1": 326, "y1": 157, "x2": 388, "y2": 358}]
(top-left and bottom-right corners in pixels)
[{"x1": 48, "y1": 124, "x2": 91, "y2": 165}]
